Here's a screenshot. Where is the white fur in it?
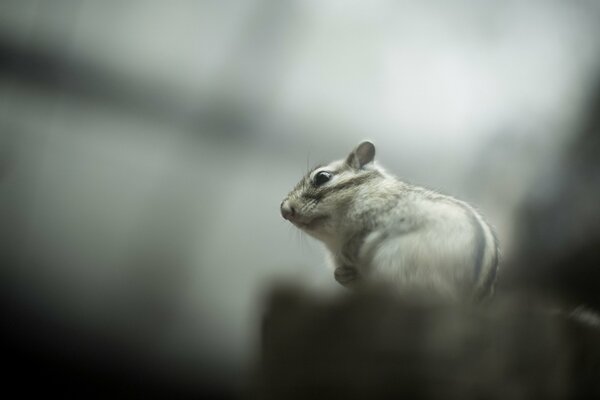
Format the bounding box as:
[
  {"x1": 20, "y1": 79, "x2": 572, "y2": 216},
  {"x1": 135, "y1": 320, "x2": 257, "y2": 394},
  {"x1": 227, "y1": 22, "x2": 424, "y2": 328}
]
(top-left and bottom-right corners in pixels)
[{"x1": 360, "y1": 194, "x2": 480, "y2": 298}]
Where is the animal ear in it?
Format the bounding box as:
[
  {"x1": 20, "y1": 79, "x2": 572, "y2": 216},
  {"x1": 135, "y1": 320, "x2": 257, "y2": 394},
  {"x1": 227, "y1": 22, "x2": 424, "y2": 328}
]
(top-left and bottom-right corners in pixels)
[{"x1": 346, "y1": 141, "x2": 375, "y2": 169}]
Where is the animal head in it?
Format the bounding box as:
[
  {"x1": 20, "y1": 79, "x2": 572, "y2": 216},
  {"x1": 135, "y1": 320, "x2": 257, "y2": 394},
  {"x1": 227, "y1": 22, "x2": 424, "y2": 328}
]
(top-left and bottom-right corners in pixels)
[{"x1": 280, "y1": 141, "x2": 381, "y2": 239}]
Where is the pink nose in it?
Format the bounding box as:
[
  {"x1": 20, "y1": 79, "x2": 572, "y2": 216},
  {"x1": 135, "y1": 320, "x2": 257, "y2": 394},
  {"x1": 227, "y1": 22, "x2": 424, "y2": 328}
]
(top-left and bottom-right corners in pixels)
[{"x1": 280, "y1": 200, "x2": 296, "y2": 220}]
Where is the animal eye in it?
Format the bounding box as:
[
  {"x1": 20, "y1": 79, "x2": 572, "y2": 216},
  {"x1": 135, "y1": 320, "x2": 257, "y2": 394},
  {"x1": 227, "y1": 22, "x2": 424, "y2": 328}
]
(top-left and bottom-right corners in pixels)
[{"x1": 313, "y1": 171, "x2": 332, "y2": 186}]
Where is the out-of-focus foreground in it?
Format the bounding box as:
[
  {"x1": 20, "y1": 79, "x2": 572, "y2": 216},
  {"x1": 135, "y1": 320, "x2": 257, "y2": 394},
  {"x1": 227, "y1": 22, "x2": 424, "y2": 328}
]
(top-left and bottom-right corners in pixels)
[{"x1": 1, "y1": 1, "x2": 600, "y2": 398}]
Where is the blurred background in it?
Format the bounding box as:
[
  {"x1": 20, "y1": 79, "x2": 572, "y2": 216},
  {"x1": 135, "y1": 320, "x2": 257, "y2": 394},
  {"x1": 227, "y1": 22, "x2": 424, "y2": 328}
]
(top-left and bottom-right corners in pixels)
[{"x1": 2, "y1": 0, "x2": 600, "y2": 397}]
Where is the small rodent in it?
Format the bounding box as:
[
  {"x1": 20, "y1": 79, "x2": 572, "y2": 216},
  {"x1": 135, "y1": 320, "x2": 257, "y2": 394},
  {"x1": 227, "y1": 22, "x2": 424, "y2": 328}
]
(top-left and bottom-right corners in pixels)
[{"x1": 280, "y1": 141, "x2": 499, "y2": 301}]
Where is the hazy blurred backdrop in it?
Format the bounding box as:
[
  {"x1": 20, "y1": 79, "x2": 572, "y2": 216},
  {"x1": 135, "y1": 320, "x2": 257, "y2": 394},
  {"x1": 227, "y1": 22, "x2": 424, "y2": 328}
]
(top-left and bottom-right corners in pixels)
[{"x1": 2, "y1": 0, "x2": 600, "y2": 396}]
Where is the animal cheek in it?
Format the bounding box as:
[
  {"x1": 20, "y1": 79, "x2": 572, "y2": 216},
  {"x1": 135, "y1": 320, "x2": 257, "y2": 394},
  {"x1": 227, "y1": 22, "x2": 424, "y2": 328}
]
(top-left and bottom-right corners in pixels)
[{"x1": 315, "y1": 201, "x2": 337, "y2": 216}]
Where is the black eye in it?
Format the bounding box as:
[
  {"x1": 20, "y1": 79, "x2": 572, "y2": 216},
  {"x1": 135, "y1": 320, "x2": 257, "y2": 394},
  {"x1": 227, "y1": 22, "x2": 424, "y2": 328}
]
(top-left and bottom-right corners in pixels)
[{"x1": 313, "y1": 171, "x2": 332, "y2": 186}]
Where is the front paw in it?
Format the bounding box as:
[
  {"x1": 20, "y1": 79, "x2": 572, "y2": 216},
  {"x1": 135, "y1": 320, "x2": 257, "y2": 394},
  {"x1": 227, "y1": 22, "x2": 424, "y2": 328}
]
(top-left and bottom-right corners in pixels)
[{"x1": 334, "y1": 266, "x2": 359, "y2": 288}]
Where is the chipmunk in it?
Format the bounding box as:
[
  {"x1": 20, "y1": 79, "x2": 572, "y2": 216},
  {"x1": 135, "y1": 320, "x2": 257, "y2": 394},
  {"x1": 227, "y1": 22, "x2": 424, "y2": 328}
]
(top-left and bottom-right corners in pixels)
[{"x1": 280, "y1": 141, "x2": 499, "y2": 301}]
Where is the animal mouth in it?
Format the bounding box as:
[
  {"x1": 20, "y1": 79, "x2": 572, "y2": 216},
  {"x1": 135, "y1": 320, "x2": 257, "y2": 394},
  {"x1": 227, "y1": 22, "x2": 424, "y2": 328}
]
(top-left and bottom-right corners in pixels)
[{"x1": 292, "y1": 215, "x2": 329, "y2": 230}]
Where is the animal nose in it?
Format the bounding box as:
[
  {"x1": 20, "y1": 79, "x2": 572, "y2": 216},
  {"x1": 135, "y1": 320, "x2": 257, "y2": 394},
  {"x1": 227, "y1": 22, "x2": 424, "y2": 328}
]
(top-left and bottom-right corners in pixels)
[{"x1": 280, "y1": 200, "x2": 296, "y2": 220}]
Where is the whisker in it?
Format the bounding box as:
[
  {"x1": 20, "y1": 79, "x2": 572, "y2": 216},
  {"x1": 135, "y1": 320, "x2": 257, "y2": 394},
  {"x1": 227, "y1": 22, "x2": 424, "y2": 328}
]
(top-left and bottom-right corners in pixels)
[
  {"x1": 287, "y1": 225, "x2": 296, "y2": 240},
  {"x1": 299, "y1": 229, "x2": 309, "y2": 255}
]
